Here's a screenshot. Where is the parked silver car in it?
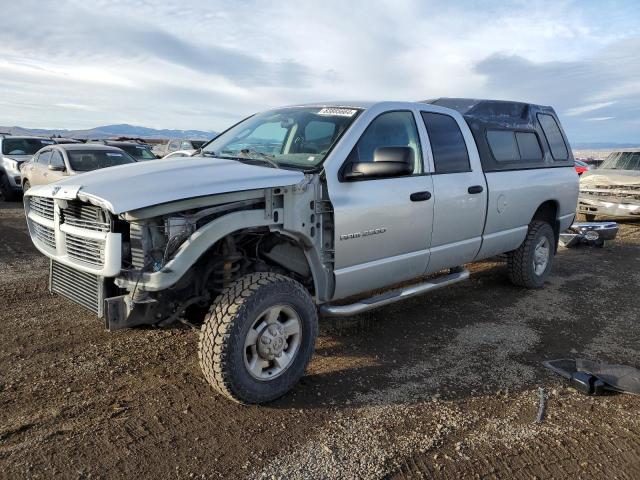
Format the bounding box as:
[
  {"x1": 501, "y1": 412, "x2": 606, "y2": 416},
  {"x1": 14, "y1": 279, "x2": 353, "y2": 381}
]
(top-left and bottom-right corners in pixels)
[
  {"x1": 24, "y1": 99, "x2": 578, "y2": 404},
  {"x1": 578, "y1": 150, "x2": 640, "y2": 220},
  {"x1": 0, "y1": 135, "x2": 56, "y2": 200}
]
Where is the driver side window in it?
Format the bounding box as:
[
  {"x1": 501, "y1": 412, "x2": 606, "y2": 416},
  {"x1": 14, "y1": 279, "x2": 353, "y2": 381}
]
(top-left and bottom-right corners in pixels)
[
  {"x1": 347, "y1": 111, "x2": 423, "y2": 174},
  {"x1": 37, "y1": 150, "x2": 52, "y2": 164},
  {"x1": 50, "y1": 151, "x2": 65, "y2": 168}
]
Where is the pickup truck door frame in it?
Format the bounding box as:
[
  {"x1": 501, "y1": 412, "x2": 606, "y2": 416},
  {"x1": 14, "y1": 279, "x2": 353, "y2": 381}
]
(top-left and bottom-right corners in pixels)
[
  {"x1": 323, "y1": 102, "x2": 435, "y2": 300},
  {"x1": 418, "y1": 105, "x2": 488, "y2": 274}
]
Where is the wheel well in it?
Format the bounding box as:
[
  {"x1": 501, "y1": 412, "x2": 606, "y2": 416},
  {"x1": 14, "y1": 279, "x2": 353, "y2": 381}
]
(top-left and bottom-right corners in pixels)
[
  {"x1": 532, "y1": 200, "x2": 559, "y2": 250},
  {"x1": 192, "y1": 230, "x2": 315, "y2": 298}
]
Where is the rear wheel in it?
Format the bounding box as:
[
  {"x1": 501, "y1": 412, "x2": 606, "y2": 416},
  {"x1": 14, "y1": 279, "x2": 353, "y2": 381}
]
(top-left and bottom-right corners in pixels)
[
  {"x1": 507, "y1": 220, "x2": 555, "y2": 289},
  {"x1": 198, "y1": 273, "x2": 318, "y2": 404}
]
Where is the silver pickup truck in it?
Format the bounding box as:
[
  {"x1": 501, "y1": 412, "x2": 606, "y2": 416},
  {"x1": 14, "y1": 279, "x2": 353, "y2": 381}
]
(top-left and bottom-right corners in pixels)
[{"x1": 23, "y1": 99, "x2": 578, "y2": 403}]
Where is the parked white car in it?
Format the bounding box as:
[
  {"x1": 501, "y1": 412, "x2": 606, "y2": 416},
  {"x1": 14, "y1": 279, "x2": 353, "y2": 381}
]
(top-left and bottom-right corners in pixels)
[
  {"x1": 24, "y1": 99, "x2": 578, "y2": 404},
  {"x1": 20, "y1": 144, "x2": 136, "y2": 190},
  {"x1": 162, "y1": 149, "x2": 195, "y2": 159}
]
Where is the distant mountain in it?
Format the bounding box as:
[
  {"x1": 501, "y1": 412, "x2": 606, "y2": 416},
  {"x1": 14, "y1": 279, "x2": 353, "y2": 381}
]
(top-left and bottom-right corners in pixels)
[{"x1": 0, "y1": 123, "x2": 216, "y2": 140}]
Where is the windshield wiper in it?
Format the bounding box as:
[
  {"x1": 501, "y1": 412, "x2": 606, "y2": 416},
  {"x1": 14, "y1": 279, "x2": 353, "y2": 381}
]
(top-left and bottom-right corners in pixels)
[
  {"x1": 200, "y1": 151, "x2": 218, "y2": 157},
  {"x1": 199, "y1": 149, "x2": 279, "y2": 169},
  {"x1": 238, "y1": 148, "x2": 279, "y2": 168}
]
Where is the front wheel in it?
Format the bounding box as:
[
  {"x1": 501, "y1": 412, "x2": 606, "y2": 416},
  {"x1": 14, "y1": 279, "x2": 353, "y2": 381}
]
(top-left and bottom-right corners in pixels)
[
  {"x1": 507, "y1": 220, "x2": 555, "y2": 289},
  {"x1": 198, "y1": 273, "x2": 318, "y2": 404},
  {"x1": 0, "y1": 174, "x2": 19, "y2": 201}
]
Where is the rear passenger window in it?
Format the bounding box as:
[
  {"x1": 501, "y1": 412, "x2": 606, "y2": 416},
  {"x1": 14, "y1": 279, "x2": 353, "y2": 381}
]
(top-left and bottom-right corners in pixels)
[
  {"x1": 421, "y1": 112, "x2": 470, "y2": 173},
  {"x1": 487, "y1": 130, "x2": 543, "y2": 163},
  {"x1": 487, "y1": 131, "x2": 518, "y2": 162},
  {"x1": 537, "y1": 114, "x2": 568, "y2": 160},
  {"x1": 515, "y1": 132, "x2": 543, "y2": 161}
]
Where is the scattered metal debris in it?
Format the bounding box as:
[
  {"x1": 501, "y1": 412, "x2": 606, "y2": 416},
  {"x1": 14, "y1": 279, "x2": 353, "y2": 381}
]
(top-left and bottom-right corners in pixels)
[
  {"x1": 559, "y1": 222, "x2": 619, "y2": 248},
  {"x1": 534, "y1": 387, "x2": 546, "y2": 423},
  {"x1": 543, "y1": 358, "x2": 640, "y2": 395}
]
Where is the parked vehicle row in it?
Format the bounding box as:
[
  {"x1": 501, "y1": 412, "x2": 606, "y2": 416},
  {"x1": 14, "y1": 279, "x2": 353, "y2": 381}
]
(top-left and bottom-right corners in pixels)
[
  {"x1": 87, "y1": 140, "x2": 157, "y2": 161},
  {"x1": 154, "y1": 138, "x2": 208, "y2": 157},
  {"x1": 22, "y1": 98, "x2": 579, "y2": 404},
  {"x1": 0, "y1": 134, "x2": 214, "y2": 199}
]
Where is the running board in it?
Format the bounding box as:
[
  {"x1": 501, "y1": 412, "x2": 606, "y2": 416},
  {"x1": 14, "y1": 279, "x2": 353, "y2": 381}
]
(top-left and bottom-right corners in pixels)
[{"x1": 319, "y1": 268, "x2": 470, "y2": 317}]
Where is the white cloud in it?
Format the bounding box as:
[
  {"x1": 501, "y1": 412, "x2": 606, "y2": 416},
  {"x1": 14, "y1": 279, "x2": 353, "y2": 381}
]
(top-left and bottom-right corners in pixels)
[
  {"x1": 585, "y1": 117, "x2": 615, "y2": 121},
  {"x1": 0, "y1": 0, "x2": 639, "y2": 143},
  {"x1": 565, "y1": 101, "x2": 616, "y2": 116}
]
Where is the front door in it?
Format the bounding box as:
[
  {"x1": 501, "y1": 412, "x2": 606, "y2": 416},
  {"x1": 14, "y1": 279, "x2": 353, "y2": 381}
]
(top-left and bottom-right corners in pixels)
[
  {"x1": 327, "y1": 110, "x2": 434, "y2": 299},
  {"x1": 45, "y1": 150, "x2": 67, "y2": 184},
  {"x1": 29, "y1": 149, "x2": 52, "y2": 186}
]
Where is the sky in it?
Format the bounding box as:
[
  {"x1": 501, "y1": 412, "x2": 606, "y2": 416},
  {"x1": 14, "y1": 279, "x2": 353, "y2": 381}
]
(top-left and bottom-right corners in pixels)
[{"x1": 1, "y1": 0, "x2": 639, "y2": 143}]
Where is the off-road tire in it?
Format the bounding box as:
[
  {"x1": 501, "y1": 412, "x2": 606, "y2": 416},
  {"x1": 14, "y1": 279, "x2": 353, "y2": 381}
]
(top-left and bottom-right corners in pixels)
[
  {"x1": 507, "y1": 220, "x2": 555, "y2": 289},
  {"x1": 584, "y1": 214, "x2": 596, "y2": 222},
  {"x1": 198, "y1": 272, "x2": 318, "y2": 404},
  {"x1": 0, "y1": 174, "x2": 19, "y2": 201}
]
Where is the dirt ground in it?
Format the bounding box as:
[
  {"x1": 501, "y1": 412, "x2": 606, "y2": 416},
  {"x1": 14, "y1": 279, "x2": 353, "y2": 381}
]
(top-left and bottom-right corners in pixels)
[{"x1": 1, "y1": 201, "x2": 639, "y2": 479}]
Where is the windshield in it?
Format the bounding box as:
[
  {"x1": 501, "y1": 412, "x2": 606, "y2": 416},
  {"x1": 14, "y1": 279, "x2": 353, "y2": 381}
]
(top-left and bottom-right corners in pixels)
[
  {"x1": 2, "y1": 138, "x2": 55, "y2": 156},
  {"x1": 599, "y1": 151, "x2": 640, "y2": 171},
  {"x1": 68, "y1": 150, "x2": 136, "y2": 171},
  {"x1": 119, "y1": 144, "x2": 156, "y2": 160},
  {"x1": 202, "y1": 107, "x2": 361, "y2": 169}
]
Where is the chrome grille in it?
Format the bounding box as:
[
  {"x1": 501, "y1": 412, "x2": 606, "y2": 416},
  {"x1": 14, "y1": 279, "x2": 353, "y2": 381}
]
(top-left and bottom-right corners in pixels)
[
  {"x1": 62, "y1": 201, "x2": 110, "y2": 232},
  {"x1": 29, "y1": 196, "x2": 54, "y2": 220},
  {"x1": 581, "y1": 187, "x2": 640, "y2": 202},
  {"x1": 50, "y1": 260, "x2": 103, "y2": 315},
  {"x1": 66, "y1": 234, "x2": 104, "y2": 266},
  {"x1": 32, "y1": 222, "x2": 56, "y2": 250},
  {"x1": 129, "y1": 222, "x2": 145, "y2": 268}
]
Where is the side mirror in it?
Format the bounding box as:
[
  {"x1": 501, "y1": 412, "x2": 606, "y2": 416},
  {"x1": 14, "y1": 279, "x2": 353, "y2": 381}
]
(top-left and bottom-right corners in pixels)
[
  {"x1": 343, "y1": 146, "x2": 414, "y2": 181},
  {"x1": 48, "y1": 164, "x2": 65, "y2": 172}
]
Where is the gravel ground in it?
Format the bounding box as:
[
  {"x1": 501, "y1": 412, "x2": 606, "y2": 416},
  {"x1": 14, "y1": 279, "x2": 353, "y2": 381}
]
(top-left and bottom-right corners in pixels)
[{"x1": 1, "y1": 201, "x2": 639, "y2": 479}]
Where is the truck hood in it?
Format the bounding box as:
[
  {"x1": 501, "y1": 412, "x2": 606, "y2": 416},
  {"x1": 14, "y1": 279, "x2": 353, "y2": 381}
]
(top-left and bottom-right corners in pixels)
[
  {"x1": 27, "y1": 156, "x2": 305, "y2": 214},
  {"x1": 580, "y1": 169, "x2": 640, "y2": 187}
]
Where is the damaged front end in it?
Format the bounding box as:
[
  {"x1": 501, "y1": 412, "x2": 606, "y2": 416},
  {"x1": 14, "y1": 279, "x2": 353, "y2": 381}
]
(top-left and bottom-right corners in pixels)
[
  {"x1": 578, "y1": 153, "x2": 640, "y2": 219},
  {"x1": 106, "y1": 196, "x2": 274, "y2": 330}
]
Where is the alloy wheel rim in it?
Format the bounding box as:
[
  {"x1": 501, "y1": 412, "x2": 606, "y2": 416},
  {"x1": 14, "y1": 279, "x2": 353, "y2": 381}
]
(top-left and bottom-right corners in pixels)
[
  {"x1": 244, "y1": 304, "x2": 302, "y2": 381},
  {"x1": 533, "y1": 236, "x2": 550, "y2": 276}
]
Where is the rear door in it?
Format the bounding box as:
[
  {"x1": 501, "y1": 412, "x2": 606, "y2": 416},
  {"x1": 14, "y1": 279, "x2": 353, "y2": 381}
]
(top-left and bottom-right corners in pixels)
[
  {"x1": 420, "y1": 109, "x2": 487, "y2": 273},
  {"x1": 327, "y1": 108, "x2": 435, "y2": 299}
]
